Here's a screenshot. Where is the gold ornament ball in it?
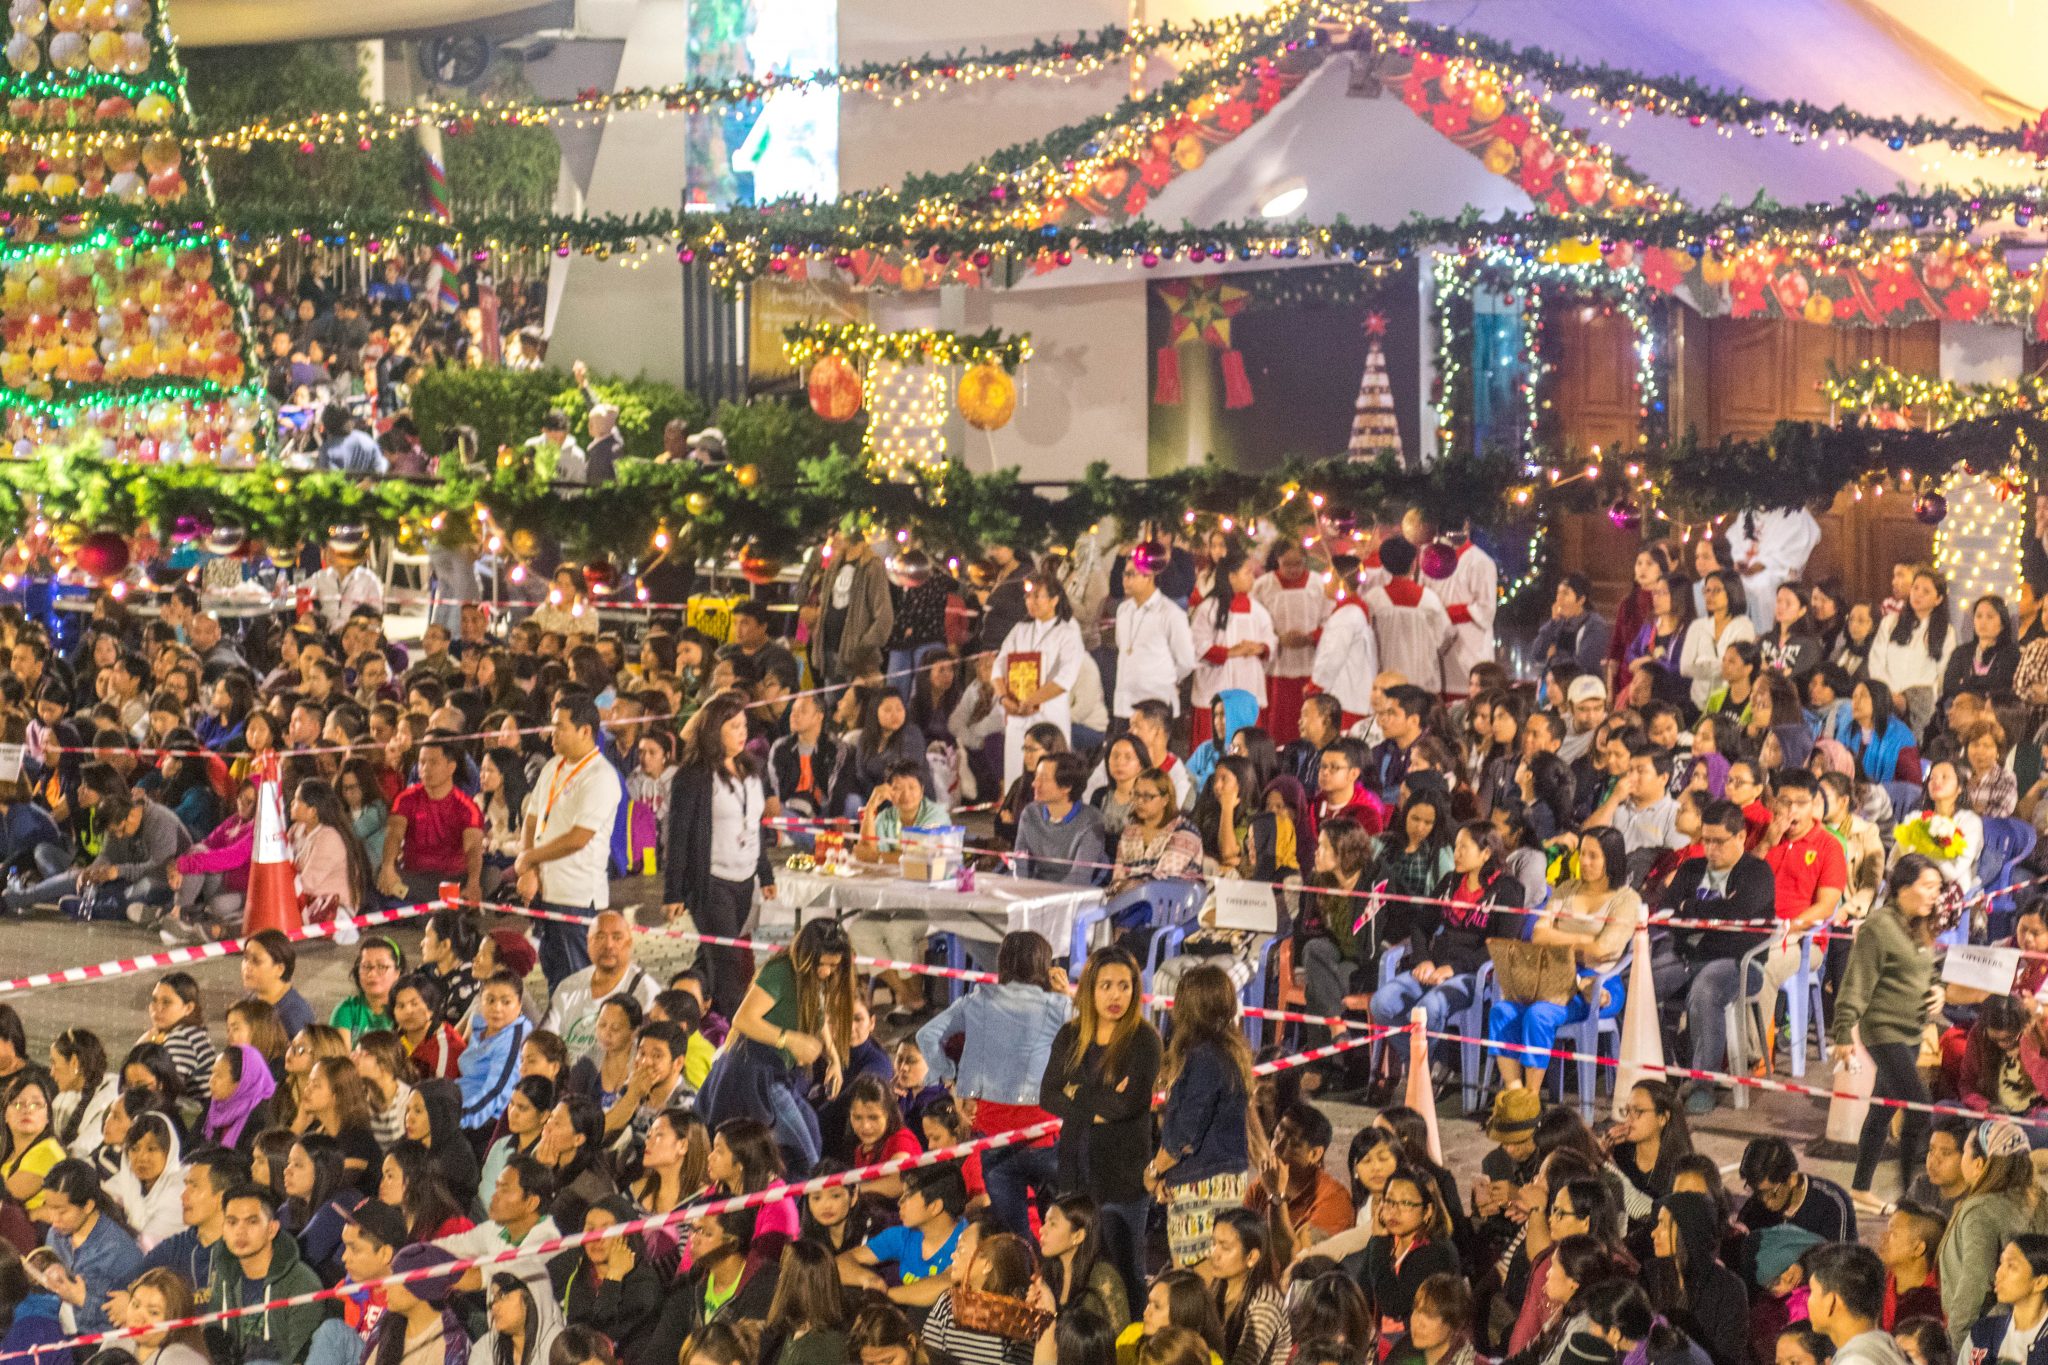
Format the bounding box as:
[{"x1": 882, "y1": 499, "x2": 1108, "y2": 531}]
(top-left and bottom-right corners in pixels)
[
  {"x1": 806, "y1": 351, "x2": 862, "y2": 422},
  {"x1": 732, "y1": 463, "x2": 759, "y2": 488},
  {"x1": 684, "y1": 491, "x2": 713, "y2": 517},
  {"x1": 957, "y1": 362, "x2": 1017, "y2": 431},
  {"x1": 1470, "y1": 84, "x2": 1507, "y2": 122}
]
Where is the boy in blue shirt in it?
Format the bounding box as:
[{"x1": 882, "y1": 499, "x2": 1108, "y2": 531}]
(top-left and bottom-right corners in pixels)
[
  {"x1": 458, "y1": 972, "x2": 529, "y2": 1134},
  {"x1": 836, "y1": 1165, "x2": 968, "y2": 1320}
]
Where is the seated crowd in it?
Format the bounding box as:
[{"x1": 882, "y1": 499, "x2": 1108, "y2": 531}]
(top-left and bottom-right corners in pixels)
[{"x1": 0, "y1": 513, "x2": 2045, "y2": 1365}]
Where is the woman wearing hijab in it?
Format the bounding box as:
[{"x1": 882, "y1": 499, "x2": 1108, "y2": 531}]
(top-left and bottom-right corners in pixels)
[
  {"x1": 102, "y1": 1113, "x2": 183, "y2": 1251},
  {"x1": 1641, "y1": 1192, "x2": 1749, "y2": 1365},
  {"x1": 408, "y1": 1079, "x2": 482, "y2": 1214},
  {"x1": 201, "y1": 1044, "x2": 277, "y2": 1152}
]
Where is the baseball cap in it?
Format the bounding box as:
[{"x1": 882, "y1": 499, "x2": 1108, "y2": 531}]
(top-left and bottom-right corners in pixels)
[
  {"x1": 1566, "y1": 676, "x2": 1607, "y2": 706},
  {"x1": 339, "y1": 1200, "x2": 408, "y2": 1252}
]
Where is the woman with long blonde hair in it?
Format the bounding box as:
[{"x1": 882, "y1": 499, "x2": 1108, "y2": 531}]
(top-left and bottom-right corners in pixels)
[
  {"x1": 1144, "y1": 963, "x2": 1267, "y2": 1268},
  {"x1": 1041, "y1": 946, "x2": 1161, "y2": 1306}
]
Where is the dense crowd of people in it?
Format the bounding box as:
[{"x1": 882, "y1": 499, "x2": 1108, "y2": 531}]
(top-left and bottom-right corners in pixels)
[{"x1": 3, "y1": 488, "x2": 2048, "y2": 1365}]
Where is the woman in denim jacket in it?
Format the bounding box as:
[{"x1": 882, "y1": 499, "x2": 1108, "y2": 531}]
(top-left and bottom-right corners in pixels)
[{"x1": 915, "y1": 930, "x2": 1074, "y2": 1240}]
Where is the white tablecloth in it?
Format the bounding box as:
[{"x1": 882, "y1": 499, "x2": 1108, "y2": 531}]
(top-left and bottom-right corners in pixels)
[{"x1": 769, "y1": 867, "x2": 1101, "y2": 950}]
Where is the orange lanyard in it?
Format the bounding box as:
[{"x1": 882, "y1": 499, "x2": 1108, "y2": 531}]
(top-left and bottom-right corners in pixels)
[{"x1": 542, "y1": 750, "x2": 600, "y2": 828}]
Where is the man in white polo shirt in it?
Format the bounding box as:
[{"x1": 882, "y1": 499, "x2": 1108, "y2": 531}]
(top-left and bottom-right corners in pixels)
[
  {"x1": 515, "y1": 691, "x2": 623, "y2": 989},
  {"x1": 1112, "y1": 541, "x2": 1195, "y2": 732}
]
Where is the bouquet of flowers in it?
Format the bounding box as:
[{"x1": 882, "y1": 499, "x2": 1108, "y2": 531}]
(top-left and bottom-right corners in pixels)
[{"x1": 1894, "y1": 811, "x2": 1968, "y2": 861}]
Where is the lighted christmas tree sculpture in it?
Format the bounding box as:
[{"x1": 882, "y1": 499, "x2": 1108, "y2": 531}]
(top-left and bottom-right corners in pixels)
[
  {"x1": 1346, "y1": 312, "x2": 1403, "y2": 464},
  {"x1": 0, "y1": 0, "x2": 257, "y2": 461}
]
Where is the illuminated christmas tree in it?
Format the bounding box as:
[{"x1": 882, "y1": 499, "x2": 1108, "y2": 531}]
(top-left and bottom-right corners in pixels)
[
  {"x1": 0, "y1": 0, "x2": 257, "y2": 461},
  {"x1": 1346, "y1": 311, "x2": 1402, "y2": 464}
]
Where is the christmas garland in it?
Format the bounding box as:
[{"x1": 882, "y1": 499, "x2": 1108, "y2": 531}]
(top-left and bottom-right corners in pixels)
[
  {"x1": 1821, "y1": 360, "x2": 2048, "y2": 428},
  {"x1": 181, "y1": 5, "x2": 1304, "y2": 151},
  {"x1": 1382, "y1": 15, "x2": 2048, "y2": 160},
  {"x1": 780, "y1": 323, "x2": 1034, "y2": 371}
]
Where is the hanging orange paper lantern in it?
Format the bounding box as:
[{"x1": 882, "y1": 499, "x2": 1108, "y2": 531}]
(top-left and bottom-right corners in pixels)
[
  {"x1": 806, "y1": 352, "x2": 862, "y2": 422},
  {"x1": 957, "y1": 362, "x2": 1017, "y2": 431}
]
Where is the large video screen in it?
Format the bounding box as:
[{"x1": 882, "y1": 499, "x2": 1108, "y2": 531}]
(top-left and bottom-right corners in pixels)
[{"x1": 686, "y1": 0, "x2": 839, "y2": 208}]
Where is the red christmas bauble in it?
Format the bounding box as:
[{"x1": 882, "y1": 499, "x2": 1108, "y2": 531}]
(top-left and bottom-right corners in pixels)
[
  {"x1": 806, "y1": 353, "x2": 862, "y2": 423},
  {"x1": 75, "y1": 529, "x2": 129, "y2": 578},
  {"x1": 1419, "y1": 540, "x2": 1457, "y2": 580},
  {"x1": 740, "y1": 547, "x2": 784, "y2": 586}
]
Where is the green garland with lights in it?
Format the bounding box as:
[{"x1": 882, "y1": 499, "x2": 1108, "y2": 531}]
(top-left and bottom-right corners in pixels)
[
  {"x1": 781, "y1": 323, "x2": 1034, "y2": 370},
  {"x1": 186, "y1": 185, "x2": 2048, "y2": 292},
  {"x1": 1386, "y1": 15, "x2": 2047, "y2": 158},
  {"x1": 1821, "y1": 360, "x2": 2048, "y2": 427}
]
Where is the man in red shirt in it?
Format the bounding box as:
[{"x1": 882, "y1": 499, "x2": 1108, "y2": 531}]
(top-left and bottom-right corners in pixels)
[
  {"x1": 1315, "y1": 739, "x2": 1386, "y2": 836},
  {"x1": 1757, "y1": 768, "x2": 1846, "y2": 1026},
  {"x1": 377, "y1": 732, "x2": 483, "y2": 904}
]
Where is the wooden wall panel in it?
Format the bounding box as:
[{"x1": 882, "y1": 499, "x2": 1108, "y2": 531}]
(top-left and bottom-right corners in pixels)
[
  {"x1": 1553, "y1": 304, "x2": 1641, "y2": 456},
  {"x1": 1555, "y1": 311, "x2": 1941, "y2": 611}
]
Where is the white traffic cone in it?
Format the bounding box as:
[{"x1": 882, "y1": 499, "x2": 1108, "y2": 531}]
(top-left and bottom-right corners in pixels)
[
  {"x1": 1613, "y1": 926, "x2": 1664, "y2": 1120},
  {"x1": 1405, "y1": 1007, "x2": 1444, "y2": 1166}
]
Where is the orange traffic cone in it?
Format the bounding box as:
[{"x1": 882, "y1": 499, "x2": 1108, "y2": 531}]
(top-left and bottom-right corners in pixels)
[
  {"x1": 1612, "y1": 926, "x2": 1664, "y2": 1120},
  {"x1": 1404, "y1": 1007, "x2": 1444, "y2": 1166},
  {"x1": 243, "y1": 753, "x2": 302, "y2": 937}
]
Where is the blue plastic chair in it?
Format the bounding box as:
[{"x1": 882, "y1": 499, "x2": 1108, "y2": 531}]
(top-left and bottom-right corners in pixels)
[
  {"x1": 1471, "y1": 950, "x2": 1628, "y2": 1122},
  {"x1": 928, "y1": 932, "x2": 969, "y2": 1006},
  {"x1": 1726, "y1": 928, "x2": 1825, "y2": 1103},
  {"x1": 1978, "y1": 817, "x2": 2037, "y2": 941},
  {"x1": 1370, "y1": 944, "x2": 1410, "y2": 1079}
]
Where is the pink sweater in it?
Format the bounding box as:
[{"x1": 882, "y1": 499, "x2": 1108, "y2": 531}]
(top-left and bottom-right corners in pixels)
[
  {"x1": 176, "y1": 814, "x2": 254, "y2": 893},
  {"x1": 291, "y1": 824, "x2": 356, "y2": 910}
]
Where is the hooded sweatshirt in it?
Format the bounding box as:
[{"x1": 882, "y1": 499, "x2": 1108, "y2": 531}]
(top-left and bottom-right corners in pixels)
[
  {"x1": 207, "y1": 1224, "x2": 324, "y2": 1365},
  {"x1": 1186, "y1": 687, "x2": 1261, "y2": 795},
  {"x1": 467, "y1": 1275, "x2": 564, "y2": 1365},
  {"x1": 104, "y1": 1122, "x2": 186, "y2": 1251}
]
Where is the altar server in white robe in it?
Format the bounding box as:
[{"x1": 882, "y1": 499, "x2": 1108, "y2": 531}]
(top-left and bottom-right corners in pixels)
[
  {"x1": 1363, "y1": 535, "x2": 1452, "y2": 698},
  {"x1": 992, "y1": 570, "x2": 1087, "y2": 786},
  {"x1": 1727, "y1": 506, "x2": 1821, "y2": 632},
  {"x1": 1251, "y1": 539, "x2": 1331, "y2": 744},
  {"x1": 1309, "y1": 557, "x2": 1377, "y2": 728},
  {"x1": 1189, "y1": 549, "x2": 1277, "y2": 747},
  {"x1": 1430, "y1": 529, "x2": 1500, "y2": 696}
]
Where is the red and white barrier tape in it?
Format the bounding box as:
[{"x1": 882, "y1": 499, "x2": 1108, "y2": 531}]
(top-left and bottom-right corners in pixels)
[
  {"x1": 0, "y1": 902, "x2": 436, "y2": 999},
  {"x1": 0, "y1": 1025, "x2": 1383, "y2": 1361},
  {"x1": 1419, "y1": 1023, "x2": 2048, "y2": 1130}
]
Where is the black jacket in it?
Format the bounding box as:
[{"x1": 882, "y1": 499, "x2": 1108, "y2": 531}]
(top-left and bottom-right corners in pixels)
[
  {"x1": 1040, "y1": 1022, "x2": 1162, "y2": 1205},
  {"x1": 1409, "y1": 868, "x2": 1526, "y2": 977},
  {"x1": 662, "y1": 763, "x2": 777, "y2": 915},
  {"x1": 1660, "y1": 854, "x2": 1778, "y2": 963}
]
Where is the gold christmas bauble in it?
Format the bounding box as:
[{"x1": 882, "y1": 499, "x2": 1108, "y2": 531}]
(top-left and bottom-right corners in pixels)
[
  {"x1": 956, "y1": 362, "x2": 1017, "y2": 431},
  {"x1": 684, "y1": 490, "x2": 713, "y2": 517}
]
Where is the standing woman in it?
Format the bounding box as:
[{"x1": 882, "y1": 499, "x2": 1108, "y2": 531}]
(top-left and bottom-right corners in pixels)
[
  {"x1": 1679, "y1": 572, "x2": 1757, "y2": 712},
  {"x1": 1144, "y1": 964, "x2": 1266, "y2": 1268},
  {"x1": 1607, "y1": 544, "x2": 1674, "y2": 693},
  {"x1": 992, "y1": 569, "x2": 1088, "y2": 788},
  {"x1": 663, "y1": 690, "x2": 779, "y2": 1024},
  {"x1": 1188, "y1": 551, "x2": 1276, "y2": 750},
  {"x1": 1832, "y1": 854, "x2": 1940, "y2": 1215},
  {"x1": 694, "y1": 918, "x2": 854, "y2": 1171},
  {"x1": 1041, "y1": 946, "x2": 1162, "y2": 1305},
  {"x1": 1942, "y1": 594, "x2": 2019, "y2": 703},
  {"x1": 1869, "y1": 569, "x2": 1956, "y2": 736},
  {"x1": 1203, "y1": 1208, "x2": 1291, "y2": 1365}
]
